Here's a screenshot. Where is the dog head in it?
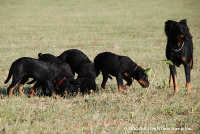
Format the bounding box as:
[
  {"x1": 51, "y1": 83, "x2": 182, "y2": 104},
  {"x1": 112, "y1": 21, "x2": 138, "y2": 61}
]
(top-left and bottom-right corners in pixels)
[
  {"x1": 165, "y1": 19, "x2": 192, "y2": 45},
  {"x1": 38, "y1": 53, "x2": 57, "y2": 62},
  {"x1": 55, "y1": 78, "x2": 80, "y2": 96},
  {"x1": 76, "y1": 77, "x2": 97, "y2": 94},
  {"x1": 133, "y1": 67, "x2": 150, "y2": 88}
]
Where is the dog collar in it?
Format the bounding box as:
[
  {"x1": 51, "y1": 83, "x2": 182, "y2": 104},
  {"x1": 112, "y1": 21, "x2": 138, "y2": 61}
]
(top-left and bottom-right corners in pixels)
[
  {"x1": 55, "y1": 77, "x2": 66, "y2": 86},
  {"x1": 173, "y1": 41, "x2": 184, "y2": 52}
]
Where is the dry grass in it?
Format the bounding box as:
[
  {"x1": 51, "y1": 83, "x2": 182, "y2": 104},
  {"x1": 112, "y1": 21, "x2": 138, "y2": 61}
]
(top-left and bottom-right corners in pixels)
[{"x1": 0, "y1": 0, "x2": 200, "y2": 133}]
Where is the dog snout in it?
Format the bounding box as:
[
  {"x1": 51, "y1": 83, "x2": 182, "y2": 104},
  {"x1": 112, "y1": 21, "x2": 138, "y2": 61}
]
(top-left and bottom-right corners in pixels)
[{"x1": 138, "y1": 80, "x2": 149, "y2": 88}]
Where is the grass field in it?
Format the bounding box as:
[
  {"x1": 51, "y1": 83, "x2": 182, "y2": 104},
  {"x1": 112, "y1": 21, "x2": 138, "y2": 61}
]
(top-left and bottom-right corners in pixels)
[{"x1": 0, "y1": 0, "x2": 200, "y2": 133}]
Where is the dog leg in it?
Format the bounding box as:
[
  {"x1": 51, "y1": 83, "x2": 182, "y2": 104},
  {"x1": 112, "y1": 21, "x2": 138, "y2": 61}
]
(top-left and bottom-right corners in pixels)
[
  {"x1": 46, "y1": 81, "x2": 57, "y2": 99},
  {"x1": 118, "y1": 85, "x2": 124, "y2": 93},
  {"x1": 7, "y1": 76, "x2": 21, "y2": 97},
  {"x1": 29, "y1": 87, "x2": 35, "y2": 97},
  {"x1": 101, "y1": 73, "x2": 109, "y2": 92},
  {"x1": 29, "y1": 82, "x2": 41, "y2": 97},
  {"x1": 52, "y1": 92, "x2": 57, "y2": 99},
  {"x1": 124, "y1": 76, "x2": 132, "y2": 90},
  {"x1": 18, "y1": 84, "x2": 24, "y2": 95},
  {"x1": 100, "y1": 87, "x2": 105, "y2": 92},
  {"x1": 186, "y1": 82, "x2": 191, "y2": 93},
  {"x1": 62, "y1": 91, "x2": 68, "y2": 98},
  {"x1": 189, "y1": 57, "x2": 193, "y2": 69},
  {"x1": 169, "y1": 73, "x2": 173, "y2": 87},
  {"x1": 169, "y1": 65, "x2": 178, "y2": 94},
  {"x1": 184, "y1": 64, "x2": 191, "y2": 93},
  {"x1": 8, "y1": 85, "x2": 17, "y2": 98},
  {"x1": 18, "y1": 77, "x2": 28, "y2": 95},
  {"x1": 116, "y1": 74, "x2": 124, "y2": 93}
]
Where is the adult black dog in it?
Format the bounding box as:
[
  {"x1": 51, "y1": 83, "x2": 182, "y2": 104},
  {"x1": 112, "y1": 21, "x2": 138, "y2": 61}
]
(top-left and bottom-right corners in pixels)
[
  {"x1": 4, "y1": 57, "x2": 61, "y2": 97},
  {"x1": 57, "y1": 49, "x2": 99, "y2": 94},
  {"x1": 165, "y1": 19, "x2": 193, "y2": 94},
  {"x1": 94, "y1": 52, "x2": 150, "y2": 93}
]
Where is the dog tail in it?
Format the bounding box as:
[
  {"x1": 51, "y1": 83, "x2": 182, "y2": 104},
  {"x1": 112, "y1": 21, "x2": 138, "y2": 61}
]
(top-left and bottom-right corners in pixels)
[{"x1": 4, "y1": 64, "x2": 14, "y2": 84}]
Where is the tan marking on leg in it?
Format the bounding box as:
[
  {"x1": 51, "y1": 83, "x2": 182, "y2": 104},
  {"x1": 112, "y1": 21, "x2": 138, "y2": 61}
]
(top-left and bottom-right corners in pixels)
[
  {"x1": 118, "y1": 85, "x2": 124, "y2": 93},
  {"x1": 52, "y1": 92, "x2": 57, "y2": 99},
  {"x1": 186, "y1": 82, "x2": 191, "y2": 93},
  {"x1": 29, "y1": 87, "x2": 35, "y2": 97},
  {"x1": 125, "y1": 84, "x2": 130, "y2": 90},
  {"x1": 8, "y1": 87, "x2": 15, "y2": 98},
  {"x1": 169, "y1": 73, "x2": 173, "y2": 87},
  {"x1": 18, "y1": 84, "x2": 24, "y2": 95},
  {"x1": 8, "y1": 84, "x2": 18, "y2": 97},
  {"x1": 101, "y1": 87, "x2": 105, "y2": 92},
  {"x1": 174, "y1": 84, "x2": 179, "y2": 94}
]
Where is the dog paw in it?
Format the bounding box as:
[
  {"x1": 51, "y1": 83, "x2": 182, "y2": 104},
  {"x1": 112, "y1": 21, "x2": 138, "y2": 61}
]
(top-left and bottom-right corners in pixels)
[
  {"x1": 100, "y1": 87, "x2": 105, "y2": 92},
  {"x1": 125, "y1": 85, "x2": 130, "y2": 90}
]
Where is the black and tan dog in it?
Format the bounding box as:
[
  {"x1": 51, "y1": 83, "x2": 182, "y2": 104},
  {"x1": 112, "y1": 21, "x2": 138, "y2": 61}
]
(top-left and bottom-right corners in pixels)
[
  {"x1": 32, "y1": 53, "x2": 78, "y2": 96},
  {"x1": 57, "y1": 49, "x2": 99, "y2": 93},
  {"x1": 165, "y1": 19, "x2": 193, "y2": 94},
  {"x1": 4, "y1": 57, "x2": 60, "y2": 97},
  {"x1": 34, "y1": 52, "x2": 97, "y2": 95},
  {"x1": 4, "y1": 53, "x2": 79, "y2": 97},
  {"x1": 94, "y1": 52, "x2": 150, "y2": 93}
]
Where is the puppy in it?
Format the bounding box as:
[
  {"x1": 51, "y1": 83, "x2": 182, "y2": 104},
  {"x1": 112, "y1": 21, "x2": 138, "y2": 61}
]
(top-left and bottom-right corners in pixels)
[
  {"x1": 94, "y1": 52, "x2": 150, "y2": 93},
  {"x1": 4, "y1": 57, "x2": 60, "y2": 97},
  {"x1": 36, "y1": 52, "x2": 97, "y2": 95},
  {"x1": 57, "y1": 49, "x2": 91, "y2": 75},
  {"x1": 165, "y1": 19, "x2": 193, "y2": 94},
  {"x1": 30, "y1": 53, "x2": 78, "y2": 96},
  {"x1": 57, "y1": 49, "x2": 99, "y2": 94}
]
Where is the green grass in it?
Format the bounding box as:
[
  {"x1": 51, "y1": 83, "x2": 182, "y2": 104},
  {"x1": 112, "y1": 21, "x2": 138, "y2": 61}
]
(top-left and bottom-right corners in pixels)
[{"x1": 0, "y1": 0, "x2": 200, "y2": 133}]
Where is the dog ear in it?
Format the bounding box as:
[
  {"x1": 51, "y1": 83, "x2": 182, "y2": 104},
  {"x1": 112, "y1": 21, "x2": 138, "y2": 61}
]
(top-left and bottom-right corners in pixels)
[
  {"x1": 180, "y1": 19, "x2": 187, "y2": 25},
  {"x1": 180, "y1": 19, "x2": 192, "y2": 40},
  {"x1": 185, "y1": 30, "x2": 192, "y2": 40},
  {"x1": 165, "y1": 20, "x2": 175, "y2": 37}
]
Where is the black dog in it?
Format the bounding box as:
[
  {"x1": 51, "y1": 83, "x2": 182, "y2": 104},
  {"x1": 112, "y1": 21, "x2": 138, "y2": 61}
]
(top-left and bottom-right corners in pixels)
[
  {"x1": 4, "y1": 53, "x2": 79, "y2": 97},
  {"x1": 4, "y1": 57, "x2": 61, "y2": 97},
  {"x1": 57, "y1": 49, "x2": 99, "y2": 93},
  {"x1": 35, "y1": 53, "x2": 78, "y2": 96},
  {"x1": 165, "y1": 19, "x2": 193, "y2": 94},
  {"x1": 34, "y1": 52, "x2": 97, "y2": 95},
  {"x1": 94, "y1": 52, "x2": 150, "y2": 93},
  {"x1": 57, "y1": 49, "x2": 91, "y2": 75}
]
